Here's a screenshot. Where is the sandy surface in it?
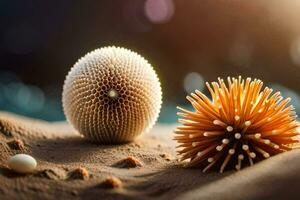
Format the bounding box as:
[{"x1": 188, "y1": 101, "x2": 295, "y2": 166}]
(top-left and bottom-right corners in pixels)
[{"x1": 1, "y1": 111, "x2": 300, "y2": 200}]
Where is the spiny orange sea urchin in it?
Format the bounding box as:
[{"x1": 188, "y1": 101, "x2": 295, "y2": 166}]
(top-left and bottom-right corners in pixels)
[{"x1": 175, "y1": 77, "x2": 300, "y2": 173}]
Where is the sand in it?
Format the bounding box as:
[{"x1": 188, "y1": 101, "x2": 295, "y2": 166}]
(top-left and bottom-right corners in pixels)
[{"x1": 1, "y1": 111, "x2": 300, "y2": 200}]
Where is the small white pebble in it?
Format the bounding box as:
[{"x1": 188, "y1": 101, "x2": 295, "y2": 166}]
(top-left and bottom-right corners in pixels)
[{"x1": 8, "y1": 154, "x2": 37, "y2": 174}]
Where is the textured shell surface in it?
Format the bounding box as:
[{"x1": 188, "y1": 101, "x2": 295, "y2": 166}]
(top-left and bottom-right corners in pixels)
[{"x1": 63, "y1": 46, "x2": 162, "y2": 143}]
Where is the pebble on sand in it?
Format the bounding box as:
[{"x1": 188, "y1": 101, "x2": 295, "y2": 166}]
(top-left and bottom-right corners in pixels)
[
  {"x1": 68, "y1": 167, "x2": 90, "y2": 180},
  {"x1": 114, "y1": 156, "x2": 142, "y2": 168},
  {"x1": 7, "y1": 139, "x2": 25, "y2": 150},
  {"x1": 8, "y1": 154, "x2": 37, "y2": 174},
  {"x1": 100, "y1": 176, "x2": 123, "y2": 189}
]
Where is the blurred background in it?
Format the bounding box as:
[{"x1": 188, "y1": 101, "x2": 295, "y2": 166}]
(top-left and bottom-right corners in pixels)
[{"x1": 0, "y1": 0, "x2": 299, "y2": 123}]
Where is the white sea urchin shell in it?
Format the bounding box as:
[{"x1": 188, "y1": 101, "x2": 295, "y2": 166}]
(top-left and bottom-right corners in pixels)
[{"x1": 63, "y1": 46, "x2": 162, "y2": 143}]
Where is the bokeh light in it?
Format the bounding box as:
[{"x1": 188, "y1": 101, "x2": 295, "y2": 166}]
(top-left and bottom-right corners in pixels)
[
  {"x1": 0, "y1": 70, "x2": 64, "y2": 121},
  {"x1": 123, "y1": 1, "x2": 152, "y2": 32},
  {"x1": 183, "y1": 72, "x2": 205, "y2": 94},
  {"x1": 290, "y1": 37, "x2": 300, "y2": 66},
  {"x1": 229, "y1": 36, "x2": 253, "y2": 67},
  {"x1": 144, "y1": 0, "x2": 175, "y2": 24},
  {"x1": 2, "y1": 82, "x2": 45, "y2": 114}
]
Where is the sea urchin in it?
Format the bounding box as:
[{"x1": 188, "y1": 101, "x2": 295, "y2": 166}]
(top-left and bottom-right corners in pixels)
[
  {"x1": 63, "y1": 46, "x2": 162, "y2": 144},
  {"x1": 175, "y1": 77, "x2": 299, "y2": 173}
]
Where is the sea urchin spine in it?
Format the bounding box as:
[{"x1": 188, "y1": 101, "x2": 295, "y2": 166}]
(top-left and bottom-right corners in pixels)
[{"x1": 175, "y1": 77, "x2": 299, "y2": 173}]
